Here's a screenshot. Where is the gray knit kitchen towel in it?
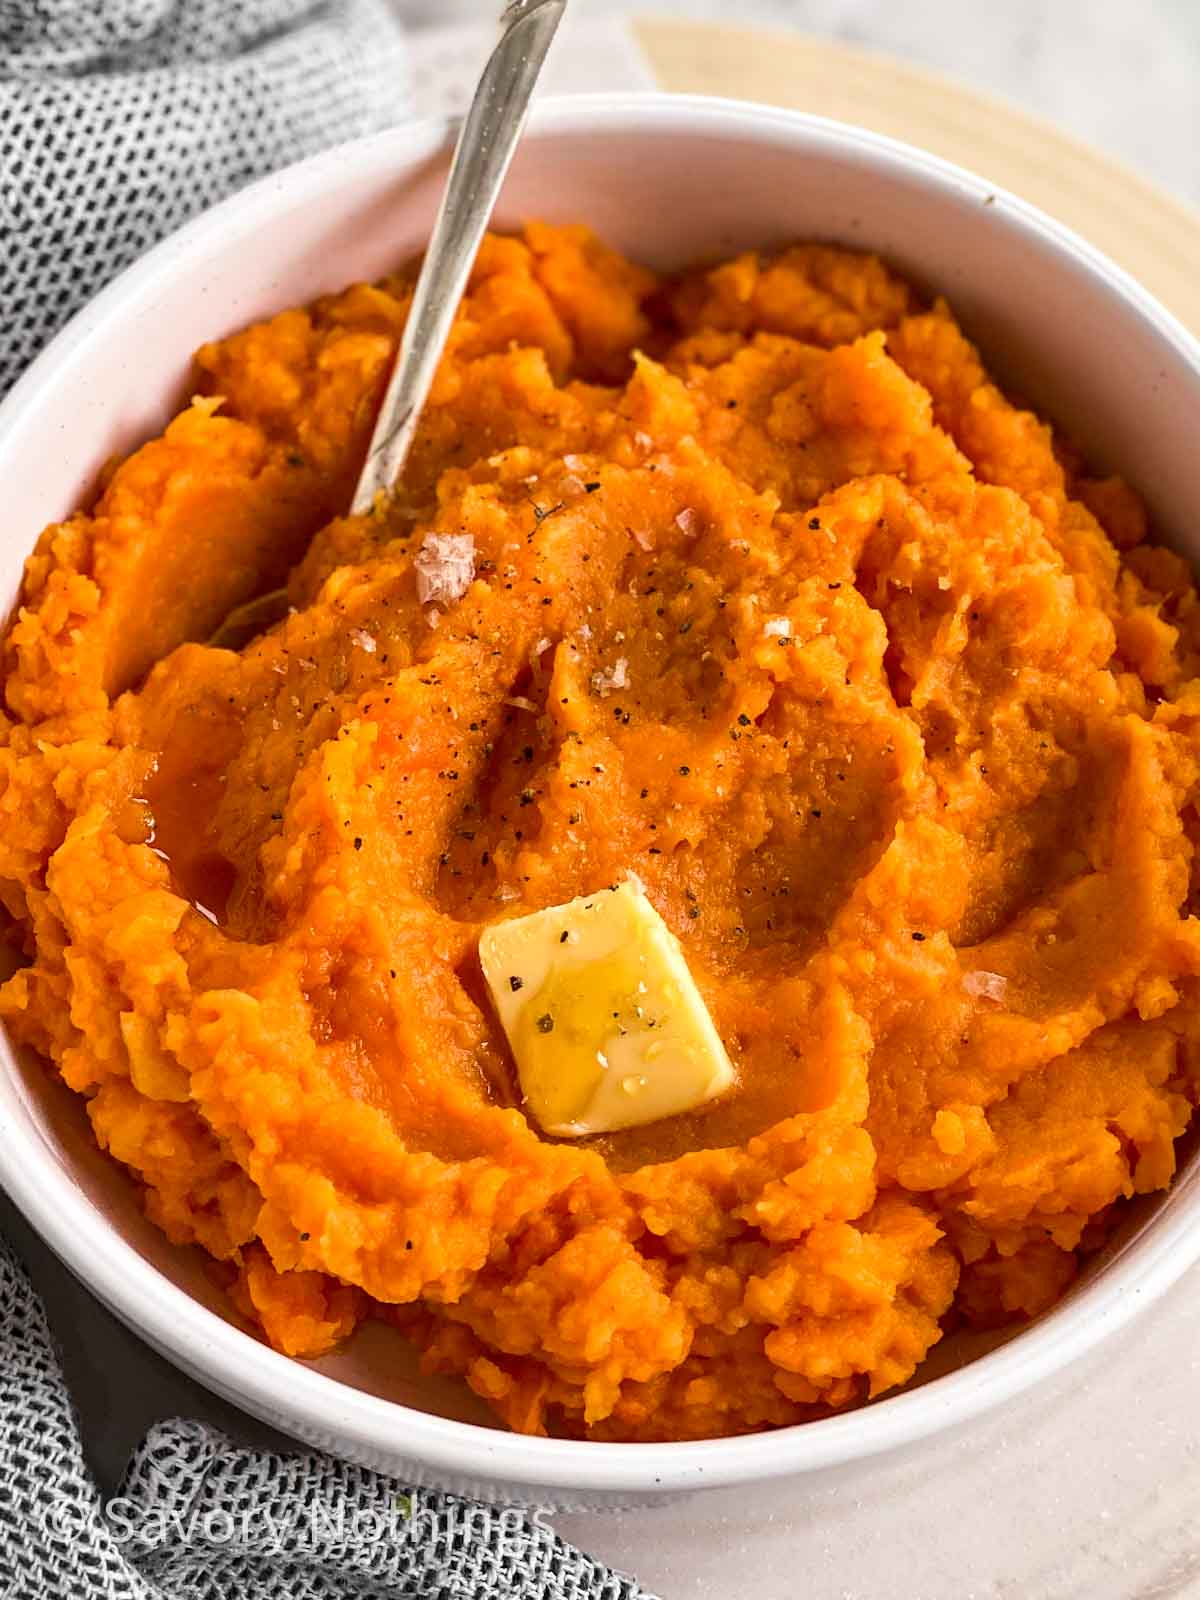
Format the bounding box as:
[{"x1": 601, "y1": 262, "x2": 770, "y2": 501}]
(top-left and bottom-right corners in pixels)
[
  {"x1": 0, "y1": 1235, "x2": 648, "y2": 1598},
  {"x1": 0, "y1": 4, "x2": 651, "y2": 1595},
  {"x1": 0, "y1": 0, "x2": 412, "y2": 394}
]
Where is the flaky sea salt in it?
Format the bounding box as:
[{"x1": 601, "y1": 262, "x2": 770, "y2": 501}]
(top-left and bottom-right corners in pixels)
[
  {"x1": 414, "y1": 532, "x2": 475, "y2": 605},
  {"x1": 591, "y1": 657, "x2": 629, "y2": 697},
  {"x1": 349, "y1": 627, "x2": 377, "y2": 653},
  {"x1": 963, "y1": 969, "x2": 1008, "y2": 1002},
  {"x1": 505, "y1": 695, "x2": 538, "y2": 712},
  {"x1": 632, "y1": 528, "x2": 655, "y2": 551},
  {"x1": 675, "y1": 507, "x2": 701, "y2": 538},
  {"x1": 763, "y1": 617, "x2": 792, "y2": 639}
]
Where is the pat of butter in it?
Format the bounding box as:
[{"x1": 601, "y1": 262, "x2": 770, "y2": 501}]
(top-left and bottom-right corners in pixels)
[{"x1": 479, "y1": 879, "x2": 735, "y2": 1137}]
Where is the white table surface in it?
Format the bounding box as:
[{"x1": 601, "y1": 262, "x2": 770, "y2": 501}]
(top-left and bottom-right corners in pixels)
[
  {"x1": 398, "y1": 0, "x2": 1200, "y2": 208},
  {"x1": 10, "y1": 9, "x2": 1200, "y2": 1598}
]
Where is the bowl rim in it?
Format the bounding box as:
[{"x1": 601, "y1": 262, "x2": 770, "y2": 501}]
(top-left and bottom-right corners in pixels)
[{"x1": 3, "y1": 90, "x2": 1200, "y2": 1496}]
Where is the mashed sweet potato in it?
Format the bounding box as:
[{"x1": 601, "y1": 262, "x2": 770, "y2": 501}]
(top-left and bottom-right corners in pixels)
[{"x1": 4, "y1": 224, "x2": 1200, "y2": 1440}]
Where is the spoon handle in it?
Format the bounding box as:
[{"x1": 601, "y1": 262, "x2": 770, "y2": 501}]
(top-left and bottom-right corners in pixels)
[{"x1": 350, "y1": 0, "x2": 567, "y2": 515}]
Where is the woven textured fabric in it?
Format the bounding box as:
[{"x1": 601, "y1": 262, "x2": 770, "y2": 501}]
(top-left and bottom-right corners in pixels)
[
  {"x1": 0, "y1": 0, "x2": 411, "y2": 394},
  {"x1": 0, "y1": 1237, "x2": 651, "y2": 1598},
  {"x1": 0, "y1": 6, "x2": 653, "y2": 1595}
]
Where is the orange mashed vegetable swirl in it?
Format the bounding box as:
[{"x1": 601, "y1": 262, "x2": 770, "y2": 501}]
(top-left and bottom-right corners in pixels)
[{"x1": 3, "y1": 223, "x2": 1200, "y2": 1440}]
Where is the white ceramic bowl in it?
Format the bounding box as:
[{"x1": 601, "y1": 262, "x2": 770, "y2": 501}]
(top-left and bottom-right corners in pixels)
[{"x1": 3, "y1": 94, "x2": 1200, "y2": 1510}]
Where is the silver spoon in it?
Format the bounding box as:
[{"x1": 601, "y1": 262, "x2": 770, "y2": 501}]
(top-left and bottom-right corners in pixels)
[
  {"x1": 211, "y1": 0, "x2": 566, "y2": 649},
  {"x1": 354, "y1": 0, "x2": 566, "y2": 511}
]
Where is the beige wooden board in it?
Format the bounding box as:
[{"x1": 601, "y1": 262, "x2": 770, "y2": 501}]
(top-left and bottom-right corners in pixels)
[{"x1": 636, "y1": 18, "x2": 1200, "y2": 338}]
